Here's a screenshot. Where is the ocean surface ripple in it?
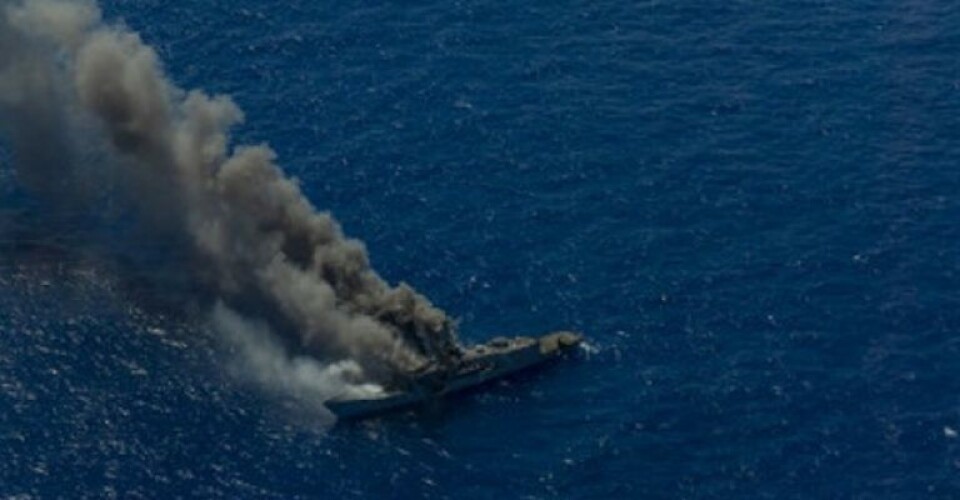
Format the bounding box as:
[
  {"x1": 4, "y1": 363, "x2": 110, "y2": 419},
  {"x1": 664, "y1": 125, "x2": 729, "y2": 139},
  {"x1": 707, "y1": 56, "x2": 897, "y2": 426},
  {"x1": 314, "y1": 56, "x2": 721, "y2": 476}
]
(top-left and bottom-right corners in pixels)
[{"x1": 1, "y1": 0, "x2": 959, "y2": 497}]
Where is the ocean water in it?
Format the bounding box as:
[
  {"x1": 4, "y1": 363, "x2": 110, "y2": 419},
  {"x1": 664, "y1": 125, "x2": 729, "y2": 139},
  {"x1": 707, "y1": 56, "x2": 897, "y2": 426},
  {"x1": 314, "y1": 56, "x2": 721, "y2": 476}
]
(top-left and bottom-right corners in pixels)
[{"x1": 2, "y1": 0, "x2": 960, "y2": 497}]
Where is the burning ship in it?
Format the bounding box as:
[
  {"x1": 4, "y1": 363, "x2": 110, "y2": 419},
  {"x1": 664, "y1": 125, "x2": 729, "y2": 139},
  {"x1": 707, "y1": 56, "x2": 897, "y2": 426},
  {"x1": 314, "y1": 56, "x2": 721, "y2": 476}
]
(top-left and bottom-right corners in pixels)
[{"x1": 326, "y1": 331, "x2": 583, "y2": 420}]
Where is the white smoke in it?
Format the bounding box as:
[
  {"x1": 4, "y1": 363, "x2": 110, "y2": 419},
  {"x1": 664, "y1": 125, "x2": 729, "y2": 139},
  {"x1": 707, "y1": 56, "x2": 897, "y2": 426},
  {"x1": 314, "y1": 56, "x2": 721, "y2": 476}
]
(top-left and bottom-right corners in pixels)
[
  {"x1": 213, "y1": 302, "x2": 385, "y2": 420},
  {"x1": 0, "y1": 0, "x2": 461, "y2": 403}
]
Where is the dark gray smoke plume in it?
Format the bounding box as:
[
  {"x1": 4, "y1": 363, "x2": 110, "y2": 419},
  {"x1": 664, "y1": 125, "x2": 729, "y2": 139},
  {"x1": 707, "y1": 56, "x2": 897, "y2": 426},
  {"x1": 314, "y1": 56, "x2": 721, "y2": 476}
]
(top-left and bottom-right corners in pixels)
[{"x1": 0, "y1": 0, "x2": 460, "y2": 398}]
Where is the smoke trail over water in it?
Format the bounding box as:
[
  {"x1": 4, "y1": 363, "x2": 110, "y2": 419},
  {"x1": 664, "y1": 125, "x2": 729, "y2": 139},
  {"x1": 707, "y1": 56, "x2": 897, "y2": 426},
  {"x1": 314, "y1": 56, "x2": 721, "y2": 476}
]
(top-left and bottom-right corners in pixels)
[{"x1": 0, "y1": 0, "x2": 460, "y2": 400}]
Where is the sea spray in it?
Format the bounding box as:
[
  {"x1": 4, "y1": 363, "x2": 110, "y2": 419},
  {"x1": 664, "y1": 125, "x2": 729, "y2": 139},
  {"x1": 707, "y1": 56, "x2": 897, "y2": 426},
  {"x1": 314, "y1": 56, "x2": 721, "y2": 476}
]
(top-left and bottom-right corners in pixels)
[{"x1": 0, "y1": 0, "x2": 460, "y2": 398}]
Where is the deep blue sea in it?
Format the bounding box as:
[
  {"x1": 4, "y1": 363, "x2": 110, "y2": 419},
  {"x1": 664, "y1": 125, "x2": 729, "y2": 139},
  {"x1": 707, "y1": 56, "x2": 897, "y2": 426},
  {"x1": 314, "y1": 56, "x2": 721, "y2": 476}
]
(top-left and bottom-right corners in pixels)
[{"x1": 2, "y1": 0, "x2": 960, "y2": 497}]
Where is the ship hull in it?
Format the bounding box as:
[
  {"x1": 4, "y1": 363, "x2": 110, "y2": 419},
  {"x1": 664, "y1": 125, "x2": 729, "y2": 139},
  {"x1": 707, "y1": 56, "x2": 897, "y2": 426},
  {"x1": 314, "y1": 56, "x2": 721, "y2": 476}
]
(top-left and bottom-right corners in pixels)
[{"x1": 326, "y1": 331, "x2": 581, "y2": 420}]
